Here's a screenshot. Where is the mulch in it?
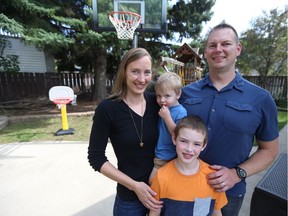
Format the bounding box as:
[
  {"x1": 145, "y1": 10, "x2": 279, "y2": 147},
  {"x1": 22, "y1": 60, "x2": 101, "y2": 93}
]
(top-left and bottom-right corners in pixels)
[{"x1": 0, "y1": 98, "x2": 97, "y2": 117}]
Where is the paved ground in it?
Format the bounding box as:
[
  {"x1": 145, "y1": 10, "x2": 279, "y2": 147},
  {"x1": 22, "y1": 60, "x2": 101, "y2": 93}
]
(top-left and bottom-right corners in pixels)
[{"x1": 0, "y1": 125, "x2": 286, "y2": 216}]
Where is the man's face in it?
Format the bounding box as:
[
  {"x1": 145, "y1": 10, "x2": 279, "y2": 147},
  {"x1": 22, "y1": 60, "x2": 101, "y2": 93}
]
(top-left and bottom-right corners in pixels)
[{"x1": 204, "y1": 28, "x2": 242, "y2": 72}]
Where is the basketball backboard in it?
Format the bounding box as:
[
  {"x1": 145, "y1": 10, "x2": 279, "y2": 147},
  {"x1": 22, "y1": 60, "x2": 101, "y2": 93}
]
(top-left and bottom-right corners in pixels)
[
  {"x1": 92, "y1": 0, "x2": 167, "y2": 33},
  {"x1": 49, "y1": 86, "x2": 74, "y2": 102}
]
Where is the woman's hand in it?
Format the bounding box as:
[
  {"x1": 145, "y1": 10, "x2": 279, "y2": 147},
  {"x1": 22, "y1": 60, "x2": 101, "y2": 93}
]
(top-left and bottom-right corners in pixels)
[{"x1": 133, "y1": 181, "x2": 163, "y2": 210}]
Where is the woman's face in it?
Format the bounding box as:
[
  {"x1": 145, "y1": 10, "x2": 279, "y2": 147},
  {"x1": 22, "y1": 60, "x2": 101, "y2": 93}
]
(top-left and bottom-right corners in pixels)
[{"x1": 125, "y1": 56, "x2": 152, "y2": 95}]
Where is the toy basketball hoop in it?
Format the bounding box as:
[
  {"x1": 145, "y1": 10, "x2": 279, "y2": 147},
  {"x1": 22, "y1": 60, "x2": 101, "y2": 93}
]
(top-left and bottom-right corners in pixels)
[
  {"x1": 109, "y1": 11, "x2": 141, "y2": 40},
  {"x1": 49, "y1": 86, "x2": 75, "y2": 136},
  {"x1": 53, "y1": 98, "x2": 72, "y2": 106}
]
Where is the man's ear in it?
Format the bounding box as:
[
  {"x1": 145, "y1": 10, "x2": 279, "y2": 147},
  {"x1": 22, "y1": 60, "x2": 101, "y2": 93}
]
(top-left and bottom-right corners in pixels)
[{"x1": 203, "y1": 48, "x2": 208, "y2": 59}]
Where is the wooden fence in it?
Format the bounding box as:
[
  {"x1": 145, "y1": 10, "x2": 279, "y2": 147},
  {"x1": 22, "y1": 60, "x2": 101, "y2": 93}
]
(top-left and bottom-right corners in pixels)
[
  {"x1": 244, "y1": 76, "x2": 287, "y2": 100},
  {"x1": 0, "y1": 72, "x2": 286, "y2": 102},
  {"x1": 0, "y1": 72, "x2": 96, "y2": 102}
]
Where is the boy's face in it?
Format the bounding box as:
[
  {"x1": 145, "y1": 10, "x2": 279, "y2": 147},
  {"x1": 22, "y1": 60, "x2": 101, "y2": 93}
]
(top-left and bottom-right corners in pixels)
[
  {"x1": 155, "y1": 88, "x2": 180, "y2": 108},
  {"x1": 172, "y1": 128, "x2": 206, "y2": 164}
]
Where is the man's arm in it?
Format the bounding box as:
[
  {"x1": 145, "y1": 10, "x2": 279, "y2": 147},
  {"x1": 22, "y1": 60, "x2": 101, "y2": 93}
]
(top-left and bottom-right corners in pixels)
[
  {"x1": 240, "y1": 138, "x2": 279, "y2": 177},
  {"x1": 207, "y1": 138, "x2": 279, "y2": 192}
]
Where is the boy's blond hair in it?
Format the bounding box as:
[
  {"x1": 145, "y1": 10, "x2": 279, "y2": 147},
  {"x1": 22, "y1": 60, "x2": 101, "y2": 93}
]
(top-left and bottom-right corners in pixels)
[{"x1": 155, "y1": 72, "x2": 182, "y2": 94}]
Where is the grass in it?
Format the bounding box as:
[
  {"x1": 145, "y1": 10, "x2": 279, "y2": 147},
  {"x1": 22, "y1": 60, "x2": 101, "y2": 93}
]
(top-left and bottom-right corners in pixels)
[
  {"x1": 0, "y1": 115, "x2": 93, "y2": 144},
  {"x1": 0, "y1": 111, "x2": 287, "y2": 144},
  {"x1": 278, "y1": 110, "x2": 288, "y2": 131}
]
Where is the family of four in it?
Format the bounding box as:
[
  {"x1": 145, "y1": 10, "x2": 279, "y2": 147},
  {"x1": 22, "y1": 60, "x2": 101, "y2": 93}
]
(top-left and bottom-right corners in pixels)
[{"x1": 88, "y1": 23, "x2": 279, "y2": 216}]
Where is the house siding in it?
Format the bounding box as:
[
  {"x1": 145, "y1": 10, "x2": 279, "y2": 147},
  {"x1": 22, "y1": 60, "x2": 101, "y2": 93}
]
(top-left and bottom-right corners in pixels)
[{"x1": 3, "y1": 36, "x2": 55, "y2": 73}]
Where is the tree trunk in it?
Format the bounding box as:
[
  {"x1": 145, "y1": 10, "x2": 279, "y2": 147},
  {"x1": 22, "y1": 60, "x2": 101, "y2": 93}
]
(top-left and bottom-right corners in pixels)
[{"x1": 92, "y1": 47, "x2": 107, "y2": 102}]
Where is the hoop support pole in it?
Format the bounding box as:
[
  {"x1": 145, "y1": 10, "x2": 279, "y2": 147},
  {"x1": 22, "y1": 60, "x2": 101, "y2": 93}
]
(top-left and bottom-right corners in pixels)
[
  {"x1": 60, "y1": 105, "x2": 69, "y2": 130},
  {"x1": 54, "y1": 103, "x2": 75, "y2": 136},
  {"x1": 132, "y1": 32, "x2": 139, "y2": 48}
]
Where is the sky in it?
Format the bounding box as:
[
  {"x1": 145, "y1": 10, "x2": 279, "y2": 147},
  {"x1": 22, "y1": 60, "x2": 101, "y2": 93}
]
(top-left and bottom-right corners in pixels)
[{"x1": 200, "y1": 0, "x2": 287, "y2": 36}]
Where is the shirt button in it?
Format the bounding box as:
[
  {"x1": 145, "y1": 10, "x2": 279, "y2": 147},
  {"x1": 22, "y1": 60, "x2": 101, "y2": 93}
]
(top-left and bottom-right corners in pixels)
[
  {"x1": 208, "y1": 127, "x2": 211, "y2": 131},
  {"x1": 212, "y1": 108, "x2": 215, "y2": 112}
]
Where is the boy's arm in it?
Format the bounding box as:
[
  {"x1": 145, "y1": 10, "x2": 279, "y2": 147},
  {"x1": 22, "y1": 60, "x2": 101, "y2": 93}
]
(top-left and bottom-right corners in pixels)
[
  {"x1": 158, "y1": 106, "x2": 176, "y2": 135},
  {"x1": 212, "y1": 209, "x2": 222, "y2": 216},
  {"x1": 149, "y1": 171, "x2": 162, "y2": 216}
]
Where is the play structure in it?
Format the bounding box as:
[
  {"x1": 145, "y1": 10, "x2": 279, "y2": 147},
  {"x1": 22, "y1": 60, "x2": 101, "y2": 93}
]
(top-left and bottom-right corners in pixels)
[
  {"x1": 49, "y1": 86, "x2": 75, "y2": 136},
  {"x1": 160, "y1": 43, "x2": 204, "y2": 85}
]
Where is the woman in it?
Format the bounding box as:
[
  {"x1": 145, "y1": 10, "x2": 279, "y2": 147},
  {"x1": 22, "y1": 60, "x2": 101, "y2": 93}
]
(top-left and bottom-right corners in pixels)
[{"x1": 88, "y1": 48, "x2": 163, "y2": 215}]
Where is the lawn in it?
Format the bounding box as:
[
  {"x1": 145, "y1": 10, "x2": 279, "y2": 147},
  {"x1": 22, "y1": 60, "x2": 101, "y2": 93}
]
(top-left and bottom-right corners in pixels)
[
  {"x1": 0, "y1": 111, "x2": 287, "y2": 144},
  {"x1": 278, "y1": 110, "x2": 288, "y2": 131},
  {"x1": 0, "y1": 115, "x2": 93, "y2": 143}
]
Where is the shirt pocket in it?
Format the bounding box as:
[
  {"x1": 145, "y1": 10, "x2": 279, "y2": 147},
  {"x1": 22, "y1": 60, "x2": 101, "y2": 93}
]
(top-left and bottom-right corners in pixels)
[
  {"x1": 223, "y1": 101, "x2": 254, "y2": 133},
  {"x1": 183, "y1": 98, "x2": 204, "y2": 113},
  {"x1": 193, "y1": 197, "x2": 212, "y2": 216}
]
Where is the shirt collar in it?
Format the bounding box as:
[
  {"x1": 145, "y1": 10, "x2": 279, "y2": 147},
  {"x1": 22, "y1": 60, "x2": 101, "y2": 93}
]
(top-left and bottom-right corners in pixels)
[{"x1": 200, "y1": 71, "x2": 244, "y2": 92}]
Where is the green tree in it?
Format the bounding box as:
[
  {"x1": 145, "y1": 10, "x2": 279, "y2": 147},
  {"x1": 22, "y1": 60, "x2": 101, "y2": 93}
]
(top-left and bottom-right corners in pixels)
[
  {"x1": 167, "y1": 0, "x2": 215, "y2": 42},
  {"x1": 0, "y1": 0, "x2": 215, "y2": 102},
  {"x1": 0, "y1": 0, "x2": 77, "y2": 51},
  {"x1": 238, "y1": 7, "x2": 287, "y2": 76},
  {"x1": 0, "y1": 35, "x2": 20, "y2": 73},
  {"x1": 0, "y1": 0, "x2": 110, "y2": 101}
]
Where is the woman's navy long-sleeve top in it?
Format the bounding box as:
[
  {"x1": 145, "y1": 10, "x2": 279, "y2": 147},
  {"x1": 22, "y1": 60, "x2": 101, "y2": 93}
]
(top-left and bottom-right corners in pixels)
[{"x1": 88, "y1": 92, "x2": 159, "y2": 201}]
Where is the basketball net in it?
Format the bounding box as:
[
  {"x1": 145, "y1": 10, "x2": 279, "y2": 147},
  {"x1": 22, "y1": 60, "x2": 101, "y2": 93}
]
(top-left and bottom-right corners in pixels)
[{"x1": 109, "y1": 11, "x2": 141, "y2": 40}]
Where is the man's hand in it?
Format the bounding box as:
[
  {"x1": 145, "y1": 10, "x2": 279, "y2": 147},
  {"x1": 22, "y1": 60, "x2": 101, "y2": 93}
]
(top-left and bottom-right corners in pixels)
[{"x1": 207, "y1": 165, "x2": 241, "y2": 192}]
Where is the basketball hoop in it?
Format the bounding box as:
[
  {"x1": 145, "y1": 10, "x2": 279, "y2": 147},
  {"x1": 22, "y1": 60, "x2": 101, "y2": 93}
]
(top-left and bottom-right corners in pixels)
[
  {"x1": 109, "y1": 11, "x2": 141, "y2": 40},
  {"x1": 53, "y1": 98, "x2": 72, "y2": 106},
  {"x1": 48, "y1": 86, "x2": 75, "y2": 136}
]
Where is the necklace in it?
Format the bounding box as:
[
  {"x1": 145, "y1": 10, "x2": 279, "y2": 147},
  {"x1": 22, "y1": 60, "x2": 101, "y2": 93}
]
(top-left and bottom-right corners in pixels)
[{"x1": 128, "y1": 107, "x2": 144, "y2": 148}]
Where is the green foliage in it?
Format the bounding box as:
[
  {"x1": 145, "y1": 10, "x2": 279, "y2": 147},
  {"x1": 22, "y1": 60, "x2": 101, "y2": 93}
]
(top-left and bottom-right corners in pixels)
[
  {"x1": 167, "y1": 0, "x2": 215, "y2": 42},
  {"x1": 1, "y1": 0, "x2": 215, "y2": 101},
  {"x1": 23, "y1": 29, "x2": 75, "y2": 52},
  {"x1": 0, "y1": 14, "x2": 24, "y2": 35},
  {"x1": 0, "y1": 35, "x2": 20, "y2": 73},
  {"x1": 0, "y1": 55, "x2": 20, "y2": 73},
  {"x1": 238, "y1": 8, "x2": 287, "y2": 76}
]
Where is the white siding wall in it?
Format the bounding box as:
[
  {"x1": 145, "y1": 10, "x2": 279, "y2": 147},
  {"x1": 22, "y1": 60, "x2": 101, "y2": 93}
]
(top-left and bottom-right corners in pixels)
[
  {"x1": 3, "y1": 37, "x2": 55, "y2": 73},
  {"x1": 45, "y1": 53, "x2": 56, "y2": 72}
]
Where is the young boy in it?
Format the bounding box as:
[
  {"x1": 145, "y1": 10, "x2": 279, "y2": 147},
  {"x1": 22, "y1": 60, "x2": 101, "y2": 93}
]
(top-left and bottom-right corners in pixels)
[
  {"x1": 149, "y1": 116, "x2": 228, "y2": 216},
  {"x1": 149, "y1": 72, "x2": 187, "y2": 182}
]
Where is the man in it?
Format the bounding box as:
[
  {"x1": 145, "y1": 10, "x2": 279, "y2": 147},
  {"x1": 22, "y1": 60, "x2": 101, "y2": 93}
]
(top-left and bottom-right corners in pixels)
[{"x1": 179, "y1": 23, "x2": 279, "y2": 216}]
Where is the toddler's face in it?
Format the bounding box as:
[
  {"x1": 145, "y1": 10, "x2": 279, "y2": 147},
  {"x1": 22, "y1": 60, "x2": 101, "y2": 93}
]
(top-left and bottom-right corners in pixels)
[{"x1": 155, "y1": 88, "x2": 180, "y2": 108}]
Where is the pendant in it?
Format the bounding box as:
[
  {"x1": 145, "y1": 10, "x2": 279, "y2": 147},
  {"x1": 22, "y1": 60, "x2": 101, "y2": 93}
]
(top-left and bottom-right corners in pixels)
[{"x1": 140, "y1": 142, "x2": 144, "y2": 147}]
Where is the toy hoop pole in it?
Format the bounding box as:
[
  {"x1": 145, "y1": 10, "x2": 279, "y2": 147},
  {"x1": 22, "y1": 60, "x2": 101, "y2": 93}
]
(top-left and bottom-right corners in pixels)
[
  {"x1": 60, "y1": 104, "x2": 69, "y2": 130},
  {"x1": 53, "y1": 98, "x2": 74, "y2": 135}
]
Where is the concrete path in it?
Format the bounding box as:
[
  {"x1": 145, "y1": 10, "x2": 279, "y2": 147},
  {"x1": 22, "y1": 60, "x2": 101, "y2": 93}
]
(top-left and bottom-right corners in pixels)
[
  {"x1": 0, "y1": 141, "x2": 117, "y2": 216},
  {"x1": 0, "y1": 124, "x2": 286, "y2": 216},
  {"x1": 239, "y1": 123, "x2": 287, "y2": 216}
]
